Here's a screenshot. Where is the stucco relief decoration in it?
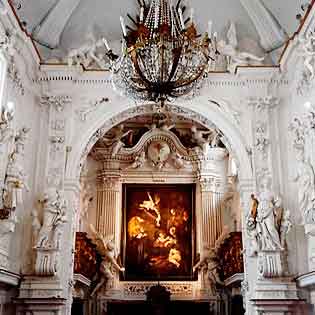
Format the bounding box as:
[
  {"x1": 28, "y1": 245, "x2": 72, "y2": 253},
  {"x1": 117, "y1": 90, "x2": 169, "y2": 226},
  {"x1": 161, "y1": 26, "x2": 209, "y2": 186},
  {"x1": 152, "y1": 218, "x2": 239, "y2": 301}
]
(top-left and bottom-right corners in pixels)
[
  {"x1": 40, "y1": 95, "x2": 72, "y2": 112},
  {"x1": 297, "y1": 32, "x2": 315, "y2": 95},
  {"x1": 0, "y1": 29, "x2": 24, "y2": 95},
  {"x1": 0, "y1": 103, "x2": 14, "y2": 152},
  {"x1": 246, "y1": 176, "x2": 292, "y2": 278},
  {"x1": 76, "y1": 97, "x2": 110, "y2": 121},
  {"x1": 289, "y1": 106, "x2": 315, "y2": 233},
  {"x1": 255, "y1": 121, "x2": 269, "y2": 159},
  {"x1": 33, "y1": 188, "x2": 67, "y2": 276}
]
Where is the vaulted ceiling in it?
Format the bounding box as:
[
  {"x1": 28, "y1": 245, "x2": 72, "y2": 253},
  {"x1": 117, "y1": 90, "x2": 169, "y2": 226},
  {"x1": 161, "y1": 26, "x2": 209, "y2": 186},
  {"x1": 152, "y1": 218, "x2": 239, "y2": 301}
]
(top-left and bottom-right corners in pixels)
[{"x1": 10, "y1": 0, "x2": 308, "y2": 62}]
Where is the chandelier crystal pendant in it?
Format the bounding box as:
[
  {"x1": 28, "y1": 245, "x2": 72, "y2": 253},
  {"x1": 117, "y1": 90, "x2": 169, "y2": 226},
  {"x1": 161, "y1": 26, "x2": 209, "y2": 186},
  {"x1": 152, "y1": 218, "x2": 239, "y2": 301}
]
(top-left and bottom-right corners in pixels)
[{"x1": 105, "y1": 0, "x2": 219, "y2": 104}]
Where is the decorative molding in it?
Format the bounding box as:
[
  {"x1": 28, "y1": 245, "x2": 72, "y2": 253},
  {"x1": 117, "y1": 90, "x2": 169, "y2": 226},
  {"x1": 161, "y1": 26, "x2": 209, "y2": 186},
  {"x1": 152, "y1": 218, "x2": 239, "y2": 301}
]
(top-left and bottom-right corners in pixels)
[
  {"x1": 40, "y1": 95, "x2": 72, "y2": 112},
  {"x1": 122, "y1": 282, "x2": 193, "y2": 299},
  {"x1": 76, "y1": 97, "x2": 110, "y2": 121},
  {"x1": 224, "y1": 273, "x2": 244, "y2": 287}
]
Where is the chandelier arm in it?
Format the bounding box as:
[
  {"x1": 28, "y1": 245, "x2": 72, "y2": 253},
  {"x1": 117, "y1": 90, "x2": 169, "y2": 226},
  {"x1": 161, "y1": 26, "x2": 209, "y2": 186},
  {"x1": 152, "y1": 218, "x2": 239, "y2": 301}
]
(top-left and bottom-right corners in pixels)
[
  {"x1": 130, "y1": 51, "x2": 153, "y2": 88},
  {"x1": 173, "y1": 66, "x2": 206, "y2": 89},
  {"x1": 167, "y1": 46, "x2": 182, "y2": 83}
]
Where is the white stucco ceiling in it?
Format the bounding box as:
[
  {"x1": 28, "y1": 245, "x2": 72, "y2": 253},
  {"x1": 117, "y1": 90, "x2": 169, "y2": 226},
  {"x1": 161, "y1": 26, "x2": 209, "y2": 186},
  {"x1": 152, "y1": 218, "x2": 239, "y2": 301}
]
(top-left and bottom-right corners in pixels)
[{"x1": 12, "y1": 0, "x2": 306, "y2": 60}]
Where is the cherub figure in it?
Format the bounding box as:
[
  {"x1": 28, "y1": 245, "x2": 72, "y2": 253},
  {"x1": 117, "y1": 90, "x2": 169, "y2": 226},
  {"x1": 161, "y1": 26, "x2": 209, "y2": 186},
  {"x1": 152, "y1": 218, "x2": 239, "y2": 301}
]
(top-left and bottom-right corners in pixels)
[
  {"x1": 102, "y1": 124, "x2": 132, "y2": 157},
  {"x1": 126, "y1": 151, "x2": 146, "y2": 170},
  {"x1": 191, "y1": 125, "x2": 212, "y2": 152},
  {"x1": 193, "y1": 244, "x2": 223, "y2": 295},
  {"x1": 139, "y1": 192, "x2": 161, "y2": 227},
  {"x1": 89, "y1": 225, "x2": 125, "y2": 296},
  {"x1": 218, "y1": 23, "x2": 264, "y2": 73}
]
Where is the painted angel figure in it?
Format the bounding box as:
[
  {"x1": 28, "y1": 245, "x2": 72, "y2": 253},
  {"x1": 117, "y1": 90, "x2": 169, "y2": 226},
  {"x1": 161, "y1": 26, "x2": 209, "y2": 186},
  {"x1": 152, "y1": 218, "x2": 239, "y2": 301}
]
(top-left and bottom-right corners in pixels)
[
  {"x1": 217, "y1": 23, "x2": 265, "y2": 73},
  {"x1": 89, "y1": 225, "x2": 125, "y2": 296},
  {"x1": 102, "y1": 124, "x2": 132, "y2": 157}
]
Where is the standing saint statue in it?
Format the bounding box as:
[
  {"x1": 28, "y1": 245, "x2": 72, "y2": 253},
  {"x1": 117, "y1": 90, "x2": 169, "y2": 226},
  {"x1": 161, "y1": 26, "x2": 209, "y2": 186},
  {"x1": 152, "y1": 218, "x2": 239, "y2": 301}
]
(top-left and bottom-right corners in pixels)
[
  {"x1": 293, "y1": 150, "x2": 315, "y2": 224},
  {"x1": 2, "y1": 151, "x2": 29, "y2": 210},
  {"x1": 255, "y1": 177, "x2": 283, "y2": 251}
]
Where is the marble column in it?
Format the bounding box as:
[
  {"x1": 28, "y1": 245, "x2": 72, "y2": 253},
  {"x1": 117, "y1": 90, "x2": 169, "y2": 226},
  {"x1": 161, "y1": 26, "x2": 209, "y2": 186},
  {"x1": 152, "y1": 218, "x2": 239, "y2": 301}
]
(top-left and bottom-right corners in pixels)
[
  {"x1": 198, "y1": 148, "x2": 228, "y2": 248},
  {"x1": 96, "y1": 172, "x2": 121, "y2": 241},
  {"x1": 199, "y1": 178, "x2": 224, "y2": 248}
]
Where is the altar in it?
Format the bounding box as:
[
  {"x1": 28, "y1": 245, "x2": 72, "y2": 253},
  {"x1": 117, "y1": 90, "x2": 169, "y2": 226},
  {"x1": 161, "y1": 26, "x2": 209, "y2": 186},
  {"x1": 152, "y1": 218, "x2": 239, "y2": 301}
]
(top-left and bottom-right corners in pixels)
[{"x1": 73, "y1": 111, "x2": 244, "y2": 315}]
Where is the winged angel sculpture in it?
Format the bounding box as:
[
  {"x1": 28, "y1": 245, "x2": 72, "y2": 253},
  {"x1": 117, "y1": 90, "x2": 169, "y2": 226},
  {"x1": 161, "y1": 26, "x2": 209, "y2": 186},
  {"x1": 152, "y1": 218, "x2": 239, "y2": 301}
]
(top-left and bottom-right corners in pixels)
[
  {"x1": 218, "y1": 23, "x2": 265, "y2": 73},
  {"x1": 89, "y1": 224, "x2": 125, "y2": 296}
]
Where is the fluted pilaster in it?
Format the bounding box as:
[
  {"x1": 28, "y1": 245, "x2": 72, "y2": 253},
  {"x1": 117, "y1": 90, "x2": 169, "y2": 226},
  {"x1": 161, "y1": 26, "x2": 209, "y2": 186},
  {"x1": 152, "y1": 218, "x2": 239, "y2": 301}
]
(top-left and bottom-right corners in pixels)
[{"x1": 96, "y1": 174, "x2": 121, "y2": 237}]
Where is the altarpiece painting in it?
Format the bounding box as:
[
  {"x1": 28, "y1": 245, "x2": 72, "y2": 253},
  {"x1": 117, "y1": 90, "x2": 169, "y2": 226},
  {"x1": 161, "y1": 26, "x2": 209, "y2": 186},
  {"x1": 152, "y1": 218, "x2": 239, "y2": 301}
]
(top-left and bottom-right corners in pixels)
[{"x1": 122, "y1": 184, "x2": 195, "y2": 281}]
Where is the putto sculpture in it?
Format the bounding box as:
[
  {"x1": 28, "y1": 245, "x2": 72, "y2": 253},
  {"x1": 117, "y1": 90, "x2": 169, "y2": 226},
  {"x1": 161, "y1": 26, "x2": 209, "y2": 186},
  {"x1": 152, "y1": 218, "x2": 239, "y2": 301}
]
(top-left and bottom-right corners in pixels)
[{"x1": 89, "y1": 224, "x2": 125, "y2": 296}]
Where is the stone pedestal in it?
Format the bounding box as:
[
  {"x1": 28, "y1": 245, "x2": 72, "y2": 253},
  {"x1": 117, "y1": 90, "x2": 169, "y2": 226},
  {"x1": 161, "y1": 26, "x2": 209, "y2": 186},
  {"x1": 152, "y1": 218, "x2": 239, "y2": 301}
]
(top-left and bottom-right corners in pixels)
[
  {"x1": 15, "y1": 276, "x2": 66, "y2": 314},
  {"x1": 251, "y1": 299, "x2": 311, "y2": 315},
  {"x1": 252, "y1": 278, "x2": 310, "y2": 314},
  {"x1": 296, "y1": 271, "x2": 315, "y2": 313}
]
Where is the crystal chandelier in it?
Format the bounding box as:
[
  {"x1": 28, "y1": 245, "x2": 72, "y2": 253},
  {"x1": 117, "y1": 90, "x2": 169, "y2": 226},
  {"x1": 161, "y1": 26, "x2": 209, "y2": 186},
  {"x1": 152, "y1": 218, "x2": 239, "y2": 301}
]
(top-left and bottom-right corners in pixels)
[{"x1": 104, "y1": 0, "x2": 218, "y2": 104}]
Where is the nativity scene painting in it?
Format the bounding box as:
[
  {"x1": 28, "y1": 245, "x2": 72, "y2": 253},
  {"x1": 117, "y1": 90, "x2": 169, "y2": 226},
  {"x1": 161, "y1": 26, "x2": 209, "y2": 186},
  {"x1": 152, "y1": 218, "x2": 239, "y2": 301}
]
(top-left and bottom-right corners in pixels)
[{"x1": 122, "y1": 184, "x2": 195, "y2": 281}]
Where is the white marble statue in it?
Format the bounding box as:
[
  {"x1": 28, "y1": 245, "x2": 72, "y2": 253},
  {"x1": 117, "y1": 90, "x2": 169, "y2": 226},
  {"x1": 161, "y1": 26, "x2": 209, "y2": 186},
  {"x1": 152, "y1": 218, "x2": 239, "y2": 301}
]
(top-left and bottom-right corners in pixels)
[
  {"x1": 217, "y1": 23, "x2": 264, "y2": 73},
  {"x1": 0, "y1": 106, "x2": 14, "y2": 149},
  {"x1": 293, "y1": 150, "x2": 315, "y2": 225},
  {"x1": 193, "y1": 244, "x2": 223, "y2": 295},
  {"x1": 255, "y1": 177, "x2": 283, "y2": 251},
  {"x1": 126, "y1": 151, "x2": 146, "y2": 170},
  {"x1": 89, "y1": 225, "x2": 125, "y2": 296},
  {"x1": 210, "y1": 129, "x2": 222, "y2": 148},
  {"x1": 170, "y1": 152, "x2": 184, "y2": 169},
  {"x1": 2, "y1": 151, "x2": 29, "y2": 210},
  {"x1": 191, "y1": 125, "x2": 212, "y2": 153},
  {"x1": 102, "y1": 124, "x2": 132, "y2": 157},
  {"x1": 67, "y1": 36, "x2": 108, "y2": 69},
  {"x1": 36, "y1": 188, "x2": 67, "y2": 248}
]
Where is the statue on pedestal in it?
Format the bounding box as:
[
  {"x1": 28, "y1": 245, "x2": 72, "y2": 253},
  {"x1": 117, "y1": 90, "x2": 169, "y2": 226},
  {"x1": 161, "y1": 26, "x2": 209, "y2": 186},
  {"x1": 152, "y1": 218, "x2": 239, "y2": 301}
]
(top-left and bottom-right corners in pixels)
[
  {"x1": 217, "y1": 23, "x2": 264, "y2": 73},
  {"x1": 246, "y1": 177, "x2": 292, "y2": 278},
  {"x1": 36, "y1": 188, "x2": 67, "y2": 248},
  {"x1": 34, "y1": 188, "x2": 67, "y2": 276},
  {"x1": 2, "y1": 151, "x2": 29, "y2": 211},
  {"x1": 89, "y1": 225, "x2": 125, "y2": 296}
]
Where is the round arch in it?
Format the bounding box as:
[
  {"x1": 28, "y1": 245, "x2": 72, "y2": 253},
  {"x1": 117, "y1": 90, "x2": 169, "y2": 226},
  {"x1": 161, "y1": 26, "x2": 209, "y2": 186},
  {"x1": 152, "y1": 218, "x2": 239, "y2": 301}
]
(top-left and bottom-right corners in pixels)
[{"x1": 66, "y1": 99, "x2": 252, "y2": 182}]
